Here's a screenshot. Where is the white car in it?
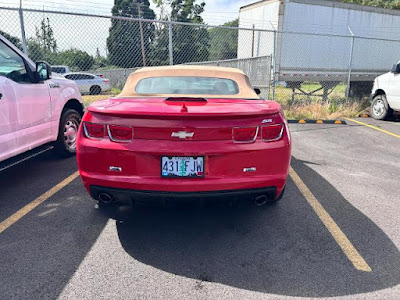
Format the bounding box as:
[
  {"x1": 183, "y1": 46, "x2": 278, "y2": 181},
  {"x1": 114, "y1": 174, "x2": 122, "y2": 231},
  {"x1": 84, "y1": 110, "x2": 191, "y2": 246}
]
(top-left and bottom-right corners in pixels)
[
  {"x1": 63, "y1": 72, "x2": 111, "y2": 95},
  {"x1": 371, "y1": 62, "x2": 400, "y2": 120},
  {"x1": 0, "y1": 34, "x2": 83, "y2": 163}
]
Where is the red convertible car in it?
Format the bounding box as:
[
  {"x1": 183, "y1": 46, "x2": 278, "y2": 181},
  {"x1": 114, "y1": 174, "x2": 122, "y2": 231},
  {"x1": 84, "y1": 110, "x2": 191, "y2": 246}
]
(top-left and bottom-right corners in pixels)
[{"x1": 76, "y1": 66, "x2": 291, "y2": 207}]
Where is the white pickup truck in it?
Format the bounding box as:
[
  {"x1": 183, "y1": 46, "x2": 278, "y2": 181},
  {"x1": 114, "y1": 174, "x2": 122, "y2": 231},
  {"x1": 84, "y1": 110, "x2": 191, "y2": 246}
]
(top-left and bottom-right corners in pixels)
[
  {"x1": 370, "y1": 62, "x2": 400, "y2": 120},
  {"x1": 0, "y1": 34, "x2": 83, "y2": 163}
]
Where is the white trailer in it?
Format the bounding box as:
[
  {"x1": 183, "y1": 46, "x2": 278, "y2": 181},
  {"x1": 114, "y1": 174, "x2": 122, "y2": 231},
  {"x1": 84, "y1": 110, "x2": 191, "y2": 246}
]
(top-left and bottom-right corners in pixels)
[{"x1": 238, "y1": 0, "x2": 400, "y2": 97}]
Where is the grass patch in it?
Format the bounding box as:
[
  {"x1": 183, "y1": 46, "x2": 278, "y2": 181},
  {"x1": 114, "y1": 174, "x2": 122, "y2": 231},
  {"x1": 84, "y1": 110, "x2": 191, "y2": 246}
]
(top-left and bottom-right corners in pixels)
[
  {"x1": 275, "y1": 83, "x2": 347, "y2": 105},
  {"x1": 82, "y1": 88, "x2": 121, "y2": 107},
  {"x1": 275, "y1": 82, "x2": 369, "y2": 119},
  {"x1": 283, "y1": 101, "x2": 368, "y2": 120}
]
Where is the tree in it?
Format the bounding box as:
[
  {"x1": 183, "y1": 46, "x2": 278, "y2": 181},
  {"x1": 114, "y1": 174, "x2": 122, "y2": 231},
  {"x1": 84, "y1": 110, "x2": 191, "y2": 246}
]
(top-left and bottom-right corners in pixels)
[
  {"x1": 0, "y1": 31, "x2": 22, "y2": 50},
  {"x1": 150, "y1": 0, "x2": 210, "y2": 65},
  {"x1": 28, "y1": 18, "x2": 57, "y2": 63},
  {"x1": 340, "y1": 0, "x2": 400, "y2": 9},
  {"x1": 209, "y1": 19, "x2": 238, "y2": 61},
  {"x1": 27, "y1": 39, "x2": 49, "y2": 62},
  {"x1": 107, "y1": 0, "x2": 156, "y2": 68},
  {"x1": 35, "y1": 18, "x2": 57, "y2": 52},
  {"x1": 94, "y1": 48, "x2": 108, "y2": 69},
  {"x1": 55, "y1": 49, "x2": 95, "y2": 71}
]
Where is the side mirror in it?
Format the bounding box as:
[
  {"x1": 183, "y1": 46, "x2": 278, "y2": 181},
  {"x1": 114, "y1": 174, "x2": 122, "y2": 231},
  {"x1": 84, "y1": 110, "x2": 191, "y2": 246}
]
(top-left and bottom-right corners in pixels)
[
  {"x1": 391, "y1": 63, "x2": 400, "y2": 74},
  {"x1": 34, "y1": 61, "x2": 52, "y2": 82},
  {"x1": 254, "y1": 88, "x2": 261, "y2": 95}
]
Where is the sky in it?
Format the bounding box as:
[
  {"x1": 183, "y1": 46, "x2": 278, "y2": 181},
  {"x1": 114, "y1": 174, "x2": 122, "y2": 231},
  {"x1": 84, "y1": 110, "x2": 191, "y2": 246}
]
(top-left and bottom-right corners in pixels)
[
  {"x1": 4, "y1": 0, "x2": 257, "y2": 25},
  {"x1": 0, "y1": 0, "x2": 257, "y2": 56}
]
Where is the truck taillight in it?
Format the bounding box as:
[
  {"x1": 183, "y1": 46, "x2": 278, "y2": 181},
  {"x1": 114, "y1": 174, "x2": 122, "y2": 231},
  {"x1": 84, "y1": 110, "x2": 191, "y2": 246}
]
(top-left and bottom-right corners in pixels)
[
  {"x1": 103, "y1": 79, "x2": 109, "y2": 84},
  {"x1": 261, "y1": 124, "x2": 284, "y2": 142},
  {"x1": 232, "y1": 127, "x2": 258, "y2": 143},
  {"x1": 83, "y1": 122, "x2": 105, "y2": 139},
  {"x1": 107, "y1": 125, "x2": 133, "y2": 142}
]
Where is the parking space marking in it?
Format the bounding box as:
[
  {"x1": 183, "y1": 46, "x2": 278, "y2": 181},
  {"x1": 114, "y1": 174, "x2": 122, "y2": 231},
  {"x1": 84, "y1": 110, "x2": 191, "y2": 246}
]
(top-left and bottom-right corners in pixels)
[
  {"x1": 345, "y1": 118, "x2": 400, "y2": 139},
  {"x1": 289, "y1": 167, "x2": 372, "y2": 272},
  {"x1": 0, "y1": 171, "x2": 79, "y2": 235}
]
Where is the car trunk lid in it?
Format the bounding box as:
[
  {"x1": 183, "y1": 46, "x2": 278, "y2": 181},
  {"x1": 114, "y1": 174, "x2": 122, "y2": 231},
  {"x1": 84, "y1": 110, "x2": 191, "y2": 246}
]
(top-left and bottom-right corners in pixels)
[{"x1": 87, "y1": 97, "x2": 282, "y2": 141}]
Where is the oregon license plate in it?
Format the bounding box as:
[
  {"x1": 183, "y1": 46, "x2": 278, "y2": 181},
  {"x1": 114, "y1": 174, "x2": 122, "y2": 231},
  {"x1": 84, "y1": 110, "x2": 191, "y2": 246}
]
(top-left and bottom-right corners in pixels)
[{"x1": 161, "y1": 156, "x2": 204, "y2": 178}]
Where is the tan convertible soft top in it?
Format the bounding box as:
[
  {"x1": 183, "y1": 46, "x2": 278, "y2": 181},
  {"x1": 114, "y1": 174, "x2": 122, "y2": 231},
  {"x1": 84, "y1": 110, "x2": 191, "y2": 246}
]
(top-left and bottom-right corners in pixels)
[{"x1": 118, "y1": 65, "x2": 259, "y2": 99}]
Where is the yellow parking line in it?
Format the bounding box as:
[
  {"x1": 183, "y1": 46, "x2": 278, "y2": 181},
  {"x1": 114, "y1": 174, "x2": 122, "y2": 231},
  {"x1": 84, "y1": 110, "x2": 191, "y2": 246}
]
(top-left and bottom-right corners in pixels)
[
  {"x1": 0, "y1": 171, "x2": 79, "y2": 235},
  {"x1": 289, "y1": 167, "x2": 372, "y2": 272},
  {"x1": 345, "y1": 118, "x2": 400, "y2": 139}
]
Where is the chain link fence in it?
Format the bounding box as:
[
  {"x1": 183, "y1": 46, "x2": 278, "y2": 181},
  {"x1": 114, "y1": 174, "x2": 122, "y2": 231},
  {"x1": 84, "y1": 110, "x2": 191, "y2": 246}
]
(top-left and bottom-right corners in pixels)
[{"x1": 1, "y1": 5, "x2": 400, "y2": 117}]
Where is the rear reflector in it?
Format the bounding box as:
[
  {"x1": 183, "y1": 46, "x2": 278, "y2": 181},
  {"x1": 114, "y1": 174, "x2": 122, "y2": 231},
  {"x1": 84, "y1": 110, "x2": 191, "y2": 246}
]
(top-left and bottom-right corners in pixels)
[
  {"x1": 261, "y1": 124, "x2": 284, "y2": 141},
  {"x1": 232, "y1": 127, "x2": 258, "y2": 143},
  {"x1": 83, "y1": 122, "x2": 104, "y2": 139},
  {"x1": 107, "y1": 125, "x2": 133, "y2": 142}
]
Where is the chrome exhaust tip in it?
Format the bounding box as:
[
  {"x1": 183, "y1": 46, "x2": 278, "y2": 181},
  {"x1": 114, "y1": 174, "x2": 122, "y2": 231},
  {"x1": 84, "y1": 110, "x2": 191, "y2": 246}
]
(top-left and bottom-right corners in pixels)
[
  {"x1": 254, "y1": 195, "x2": 268, "y2": 206},
  {"x1": 98, "y1": 193, "x2": 114, "y2": 204}
]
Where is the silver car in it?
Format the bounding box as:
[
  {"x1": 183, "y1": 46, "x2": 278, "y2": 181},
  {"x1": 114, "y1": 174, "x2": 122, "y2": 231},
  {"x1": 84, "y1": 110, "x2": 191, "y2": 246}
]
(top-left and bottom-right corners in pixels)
[{"x1": 63, "y1": 72, "x2": 111, "y2": 95}]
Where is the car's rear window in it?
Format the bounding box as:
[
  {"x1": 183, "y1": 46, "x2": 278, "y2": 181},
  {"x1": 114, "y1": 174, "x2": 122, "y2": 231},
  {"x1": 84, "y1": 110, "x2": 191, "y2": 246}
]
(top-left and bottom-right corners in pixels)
[
  {"x1": 52, "y1": 67, "x2": 66, "y2": 74},
  {"x1": 135, "y1": 76, "x2": 239, "y2": 95}
]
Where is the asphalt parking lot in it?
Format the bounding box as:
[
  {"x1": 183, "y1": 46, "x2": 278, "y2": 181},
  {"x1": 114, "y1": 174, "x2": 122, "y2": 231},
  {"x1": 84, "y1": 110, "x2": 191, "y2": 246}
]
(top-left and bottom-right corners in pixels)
[{"x1": 0, "y1": 118, "x2": 399, "y2": 300}]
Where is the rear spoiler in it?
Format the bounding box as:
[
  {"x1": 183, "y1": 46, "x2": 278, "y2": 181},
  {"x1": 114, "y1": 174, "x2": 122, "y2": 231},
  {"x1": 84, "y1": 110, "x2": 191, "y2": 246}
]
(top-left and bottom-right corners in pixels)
[{"x1": 165, "y1": 97, "x2": 207, "y2": 102}]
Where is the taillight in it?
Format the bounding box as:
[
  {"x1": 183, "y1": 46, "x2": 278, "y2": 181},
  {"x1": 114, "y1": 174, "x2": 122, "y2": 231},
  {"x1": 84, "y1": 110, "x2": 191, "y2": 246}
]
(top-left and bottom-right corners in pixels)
[
  {"x1": 83, "y1": 122, "x2": 105, "y2": 139},
  {"x1": 261, "y1": 124, "x2": 284, "y2": 142},
  {"x1": 107, "y1": 125, "x2": 133, "y2": 142},
  {"x1": 232, "y1": 127, "x2": 258, "y2": 143},
  {"x1": 103, "y1": 79, "x2": 109, "y2": 84}
]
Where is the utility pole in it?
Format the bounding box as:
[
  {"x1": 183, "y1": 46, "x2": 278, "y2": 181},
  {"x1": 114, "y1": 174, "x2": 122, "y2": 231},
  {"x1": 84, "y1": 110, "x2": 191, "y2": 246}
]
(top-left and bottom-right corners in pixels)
[
  {"x1": 136, "y1": 1, "x2": 147, "y2": 67},
  {"x1": 19, "y1": 0, "x2": 28, "y2": 54},
  {"x1": 251, "y1": 24, "x2": 255, "y2": 57}
]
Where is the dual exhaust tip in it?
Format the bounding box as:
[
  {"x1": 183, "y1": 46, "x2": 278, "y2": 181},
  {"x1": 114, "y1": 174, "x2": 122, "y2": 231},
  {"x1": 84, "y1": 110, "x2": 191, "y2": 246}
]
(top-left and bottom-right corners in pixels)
[{"x1": 98, "y1": 192, "x2": 271, "y2": 206}]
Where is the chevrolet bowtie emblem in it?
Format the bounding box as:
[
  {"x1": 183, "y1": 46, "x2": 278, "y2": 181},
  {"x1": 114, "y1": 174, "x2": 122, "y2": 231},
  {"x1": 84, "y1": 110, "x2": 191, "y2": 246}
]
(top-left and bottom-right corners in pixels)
[{"x1": 171, "y1": 131, "x2": 194, "y2": 139}]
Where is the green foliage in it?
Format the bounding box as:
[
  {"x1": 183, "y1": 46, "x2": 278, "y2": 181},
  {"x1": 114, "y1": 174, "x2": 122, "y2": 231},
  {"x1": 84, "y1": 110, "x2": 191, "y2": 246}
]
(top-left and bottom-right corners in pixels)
[
  {"x1": 27, "y1": 39, "x2": 53, "y2": 62},
  {"x1": 0, "y1": 31, "x2": 22, "y2": 50},
  {"x1": 340, "y1": 0, "x2": 400, "y2": 9},
  {"x1": 35, "y1": 18, "x2": 57, "y2": 52},
  {"x1": 26, "y1": 18, "x2": 95, "y2": 71},
  {"x1": 28, "y1": 18, "x2": 57, "y2": 63},
  {"x1": 107, "y1": 0, "x2": 156, "y2": 68},
  {"x1": 55, "y1": 49, "x2": 95, "y2": 71},
  {"x1": 28, "y1": 41, "x2": 95, "y2": 71},
  {"x1": 149, "y1": 0, "x2": 210, "y2": 65},
  {"x1": 209, "y1": 19, "x2": 238, "y2": 61}
]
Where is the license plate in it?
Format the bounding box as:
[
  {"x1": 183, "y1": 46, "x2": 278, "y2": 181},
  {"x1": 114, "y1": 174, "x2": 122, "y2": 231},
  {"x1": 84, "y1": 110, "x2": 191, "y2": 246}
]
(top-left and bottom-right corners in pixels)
[{"x1": 161, "y1": 156, "x2": 204, "y2": 178}]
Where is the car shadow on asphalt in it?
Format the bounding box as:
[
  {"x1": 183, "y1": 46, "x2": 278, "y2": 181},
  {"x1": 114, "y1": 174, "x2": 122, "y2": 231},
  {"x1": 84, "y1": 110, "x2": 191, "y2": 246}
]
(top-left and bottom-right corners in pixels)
[{"x1": 112, "y1": 157, "x2": 400, "y2": 298}]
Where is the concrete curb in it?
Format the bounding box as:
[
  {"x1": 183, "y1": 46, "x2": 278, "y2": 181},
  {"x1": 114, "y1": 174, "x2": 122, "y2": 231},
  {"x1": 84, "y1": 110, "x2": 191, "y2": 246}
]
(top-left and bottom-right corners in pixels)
[{"x1": 288, "y1": 119, "x2": 347, "y2": 125}]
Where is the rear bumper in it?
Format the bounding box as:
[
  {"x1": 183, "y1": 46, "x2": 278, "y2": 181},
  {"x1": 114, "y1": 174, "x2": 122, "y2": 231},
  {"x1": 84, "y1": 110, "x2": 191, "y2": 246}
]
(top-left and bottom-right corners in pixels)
[
  {"x1": 90, "y1": 185, "x2": 278, "y2": 205},
  {"x1": 77, "y1": 119, "x2": 291, "y2": 200}
]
